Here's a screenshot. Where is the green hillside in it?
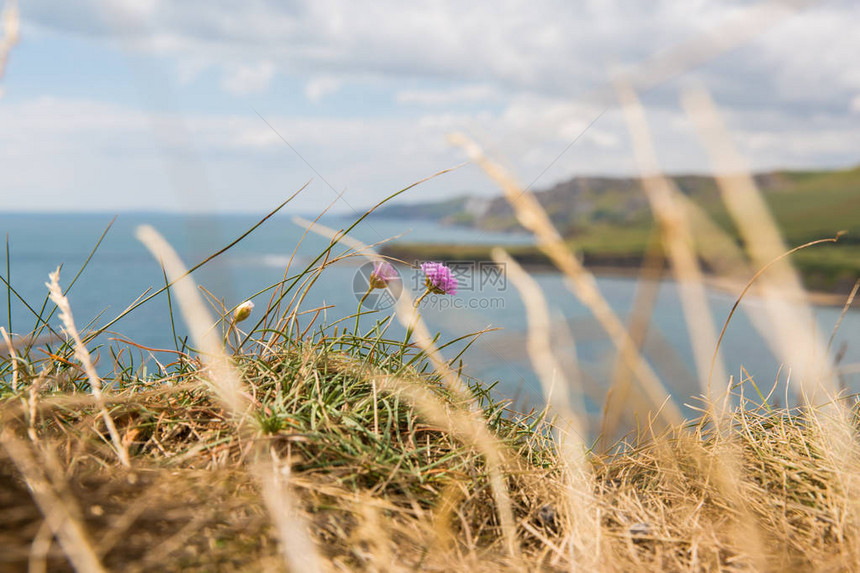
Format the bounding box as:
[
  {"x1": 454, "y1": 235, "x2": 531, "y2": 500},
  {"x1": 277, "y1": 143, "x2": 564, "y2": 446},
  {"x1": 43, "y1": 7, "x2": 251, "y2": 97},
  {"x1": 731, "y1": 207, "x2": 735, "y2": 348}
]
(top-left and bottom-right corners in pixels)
[{"x1": 381, "y1": 166, "x2": 860, "y2": 292}]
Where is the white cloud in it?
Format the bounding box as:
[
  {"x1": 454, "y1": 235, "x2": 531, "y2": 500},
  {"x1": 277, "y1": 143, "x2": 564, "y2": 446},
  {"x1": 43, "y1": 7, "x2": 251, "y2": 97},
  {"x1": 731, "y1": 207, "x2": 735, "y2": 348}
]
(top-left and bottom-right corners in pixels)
[
  {"x1": 220, "y1": 61, "x2": 275, "y2": 95},
  {"x1": 175, "y1": 57, "x2": 209, "y2": 86},
  {"x1": 396, "y1": 85, "x2": 499, "y2": 106},
  {"x1": 304, "y1": 76, "x2": 342, "y2": 103},
  {"x1": 21, "y1": 0, "x2": 860, "y2": 120},
  {"x1": 23, "y1": 1, "x2": 848, "y2": 98},
  {"x1": 232, "y1": 126, "x2": 282, "y2": 148},
  {"x1": 8, "y1": 1, "x2": 860, "y2": 212},
  {"x1": 4, "y1": 91, "x2": 857, "y2": 213}
]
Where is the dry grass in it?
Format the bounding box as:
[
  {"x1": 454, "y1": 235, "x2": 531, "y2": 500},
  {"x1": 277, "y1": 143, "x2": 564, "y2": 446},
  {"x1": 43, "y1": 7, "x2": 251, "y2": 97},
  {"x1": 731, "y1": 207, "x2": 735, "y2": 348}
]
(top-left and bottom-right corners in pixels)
[
  {"x1": 449, "y1": 131, "x2": 683, "y2": 431},
  {"x1": 3, "y1": 350, "x2": 860, "y2": 571}
]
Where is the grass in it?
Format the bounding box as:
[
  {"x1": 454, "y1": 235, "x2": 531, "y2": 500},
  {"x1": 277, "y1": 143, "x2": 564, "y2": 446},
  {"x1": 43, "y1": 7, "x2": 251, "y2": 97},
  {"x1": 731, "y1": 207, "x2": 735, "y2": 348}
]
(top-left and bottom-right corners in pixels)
[
  {"x1": 0, "y1": 300, "x2": 562, "y2": 570},
  {"x1": 3, "y1": 320, "x2": 860, "y2": 570}
]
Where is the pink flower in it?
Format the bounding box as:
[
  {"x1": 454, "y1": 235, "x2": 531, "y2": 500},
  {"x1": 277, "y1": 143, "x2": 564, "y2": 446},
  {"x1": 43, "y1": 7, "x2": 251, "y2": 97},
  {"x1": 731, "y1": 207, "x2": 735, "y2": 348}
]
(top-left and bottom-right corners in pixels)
[
  {"x1": 420, "y1": 262, "x2": 458, "y2": 295},
  {"x1": 369, "y1": 260, "x2": 399, "y2": 290}
]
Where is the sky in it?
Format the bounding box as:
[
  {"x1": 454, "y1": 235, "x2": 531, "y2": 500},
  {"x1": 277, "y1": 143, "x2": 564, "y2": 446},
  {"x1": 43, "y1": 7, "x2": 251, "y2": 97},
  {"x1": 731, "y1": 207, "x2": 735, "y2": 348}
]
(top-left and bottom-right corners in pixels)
[{"x1": 1, "y1": 0, "x2": 859, "y2": 214}]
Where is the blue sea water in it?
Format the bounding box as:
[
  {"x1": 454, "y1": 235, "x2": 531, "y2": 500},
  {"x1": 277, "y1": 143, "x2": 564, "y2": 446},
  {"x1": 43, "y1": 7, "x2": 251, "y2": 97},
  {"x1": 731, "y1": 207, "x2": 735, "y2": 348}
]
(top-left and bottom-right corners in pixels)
[{"x1": 2, "y1": 212, "x2": 858, "y2": 413}]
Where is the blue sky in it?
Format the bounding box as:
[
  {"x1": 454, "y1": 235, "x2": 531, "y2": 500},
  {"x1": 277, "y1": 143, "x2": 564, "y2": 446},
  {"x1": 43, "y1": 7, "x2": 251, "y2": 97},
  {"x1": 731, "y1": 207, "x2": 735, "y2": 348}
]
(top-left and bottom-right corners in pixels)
[{"x1": 1, "y1": 0, "x2": 859, "y2": 214}]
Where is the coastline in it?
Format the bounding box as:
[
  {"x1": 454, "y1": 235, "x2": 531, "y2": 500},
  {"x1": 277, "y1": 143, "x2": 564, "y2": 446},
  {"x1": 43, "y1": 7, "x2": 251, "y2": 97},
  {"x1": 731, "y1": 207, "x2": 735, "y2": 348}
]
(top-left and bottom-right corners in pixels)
[{"x1": 380, "y1": 242, "x2": 854, "y2": 307}]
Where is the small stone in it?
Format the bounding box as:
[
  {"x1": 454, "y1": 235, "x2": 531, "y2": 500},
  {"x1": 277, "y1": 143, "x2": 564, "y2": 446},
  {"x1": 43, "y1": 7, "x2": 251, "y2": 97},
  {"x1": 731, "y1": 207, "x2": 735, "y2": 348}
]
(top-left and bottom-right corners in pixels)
[
  {"x1": 629, "y1": 521, "x2": 652, "y2": 540},
  {"x1": 537, "y1": 504, "x2": 557, "y2": 528}
]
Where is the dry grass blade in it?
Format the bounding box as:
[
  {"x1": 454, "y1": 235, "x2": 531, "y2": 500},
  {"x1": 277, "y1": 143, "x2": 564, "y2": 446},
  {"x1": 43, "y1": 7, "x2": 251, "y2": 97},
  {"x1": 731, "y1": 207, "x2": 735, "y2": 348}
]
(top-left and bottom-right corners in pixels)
[
  {"x1": 0, "y1": 325, "x2": 17, "y2": 392},
  {"x1": 490, "y1": 248, "x2": 584, "y2": 435},
  {"x1": 449, "y1": 131, "x2": 682, "y2": 426},
  {"x1": 257, "y1": 452, "x2": 322, "y2": 573},
  {"x1": 491, "y1": 248, "x2": 599, "y2": 568},
  {"x1": 674, "y1": 193, "x2": 816, "y2": 395},
  {"x1": 826, "y1": 279, "x2": 859, "y2": 355},
  {"x1": 46, "y1": 268, "x2": 130, "y2": 467},
  {"x1": 677, "y1": 195, "x2": 751, "y2": 279},
  {"x1": 28, "y1": 520, "x2": 53, "y2": 573},
  {"x1": 616, "y1": 82, "x2": 728, "y2": 411},
  {"x1": 135, "y1": 224, "x2": 324, "y2": 573},
  {"x1": 0, "y1": 428, "x2": 106, "y2": 573},
  {"x1": 684, "y1": 87, "x2": 860, "y2": 561},
  {"x1": 600, "y1": 232, "x2": 663, "y2": 448},
  {"x1": 710, "y1": 237, "x2": 840, "y2": 404},
  {"x1": 683, "y1": 86, "x2": 838, "y2": 403},
  {"x1": 26, "y1": 369, "x2": 47, "y2": 441},
  {"x1": 293, "y1": 215, "x2": 521, "y2": 560},
  {"x1": 135, "y1": 229, "x2": 246, "y2": 413}
]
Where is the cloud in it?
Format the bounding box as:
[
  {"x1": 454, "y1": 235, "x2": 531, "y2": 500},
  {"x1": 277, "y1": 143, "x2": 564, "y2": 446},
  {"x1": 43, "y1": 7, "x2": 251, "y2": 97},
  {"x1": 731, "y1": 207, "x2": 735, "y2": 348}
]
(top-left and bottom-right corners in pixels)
[
  {"x1": 8, "y1": 1, "x2": 860, "y2": 212},
  {"x1": 3, "y1": 90, "x2": 857, "y2": 213},
  {"x1": 220, "y1": 61, "x2": 275, "y2": 95},
  {"x1": 20, "y1": 1, "x2": 849, "y2": 95},
  {"x1": 0, "y1": 97, "x2": 469, "y2": 212},
  {"x1": 304, "y1": 76, "x2": 342, "y2": 103},
  {"x1": 19, "y1": 0, "x2": 860, "y2": 124},
  {"x1": 396, "y1": 85, "x2": 499, "y2": 106}
]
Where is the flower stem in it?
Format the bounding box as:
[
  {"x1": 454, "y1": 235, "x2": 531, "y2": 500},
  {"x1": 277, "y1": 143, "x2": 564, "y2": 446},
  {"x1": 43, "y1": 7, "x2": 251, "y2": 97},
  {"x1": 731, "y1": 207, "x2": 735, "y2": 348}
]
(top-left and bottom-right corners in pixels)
[
  {"x1": 404, "y1": 287, "x2": 431, "y2": 348},
  {"x1": 413, "y1": 289, "x2": 430, "y2": 309},
  {"x1": 355, "y1": 288, "x2": 372, "y2": 336}
]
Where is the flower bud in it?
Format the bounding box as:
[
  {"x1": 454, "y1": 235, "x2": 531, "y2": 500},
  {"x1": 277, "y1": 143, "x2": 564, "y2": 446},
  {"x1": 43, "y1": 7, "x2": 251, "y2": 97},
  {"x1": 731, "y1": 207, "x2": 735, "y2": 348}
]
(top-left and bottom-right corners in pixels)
[
  {"x1": 233, "y1": 300, "x2": 255, "y2": 322},
  {"x1": 369, "y1": 260, "x2": 398, "y2": 290}
]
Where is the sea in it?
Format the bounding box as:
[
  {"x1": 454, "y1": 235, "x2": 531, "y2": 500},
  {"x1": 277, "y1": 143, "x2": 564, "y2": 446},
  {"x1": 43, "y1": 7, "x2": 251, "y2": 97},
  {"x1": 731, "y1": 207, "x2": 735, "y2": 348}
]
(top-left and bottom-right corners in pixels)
[{"x1": 2, "y1": 212, "x2": 858, "y2": 414}]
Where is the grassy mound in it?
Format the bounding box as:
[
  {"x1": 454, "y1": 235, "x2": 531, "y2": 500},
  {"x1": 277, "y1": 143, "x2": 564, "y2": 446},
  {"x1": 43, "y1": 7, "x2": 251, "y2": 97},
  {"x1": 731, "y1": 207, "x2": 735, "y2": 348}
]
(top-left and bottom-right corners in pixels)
[
  {"x1": 2, "y1": 322, "x2": 859, "y2": 571},
  {"x1": 0, "y1": 327, "x2": 563, "y2": 571}
]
